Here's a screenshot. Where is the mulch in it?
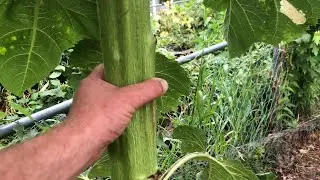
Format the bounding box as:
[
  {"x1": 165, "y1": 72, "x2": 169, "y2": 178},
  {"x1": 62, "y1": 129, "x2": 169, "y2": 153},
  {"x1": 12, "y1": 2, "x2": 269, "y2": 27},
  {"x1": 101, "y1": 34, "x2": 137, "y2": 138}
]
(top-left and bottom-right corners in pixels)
[{"x1": 265, "y1": 119, "x2": 320, "y2": 180}]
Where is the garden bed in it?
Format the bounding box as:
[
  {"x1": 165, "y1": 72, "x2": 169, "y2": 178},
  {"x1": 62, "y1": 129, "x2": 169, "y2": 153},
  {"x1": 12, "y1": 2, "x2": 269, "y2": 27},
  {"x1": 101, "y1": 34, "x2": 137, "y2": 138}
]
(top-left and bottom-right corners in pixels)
[{"x1": 265, "y1": 118, "x2": 320, "y2": 179}]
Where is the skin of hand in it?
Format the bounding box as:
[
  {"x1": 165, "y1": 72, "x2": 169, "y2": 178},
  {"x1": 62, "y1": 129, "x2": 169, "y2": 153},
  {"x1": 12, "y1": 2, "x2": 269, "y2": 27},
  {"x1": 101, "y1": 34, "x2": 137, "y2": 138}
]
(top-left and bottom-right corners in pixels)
[{"x1": 0, "y1": 64, "x2": 168, "y2": 180}]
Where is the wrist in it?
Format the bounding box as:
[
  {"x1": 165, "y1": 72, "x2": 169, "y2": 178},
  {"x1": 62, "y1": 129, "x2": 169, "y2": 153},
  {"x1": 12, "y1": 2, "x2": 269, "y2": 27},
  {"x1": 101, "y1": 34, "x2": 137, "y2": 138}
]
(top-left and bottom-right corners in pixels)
[{"x1": 64, "y1": 117, "x2": 110, "y2": 148}]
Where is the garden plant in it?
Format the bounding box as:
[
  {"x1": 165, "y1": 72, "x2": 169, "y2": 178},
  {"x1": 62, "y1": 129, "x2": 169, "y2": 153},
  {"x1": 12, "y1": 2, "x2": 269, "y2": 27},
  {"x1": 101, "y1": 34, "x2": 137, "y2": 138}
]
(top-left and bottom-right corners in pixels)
[{"x1": 0, "y1": 0, "x2": 319, "y2": 179}]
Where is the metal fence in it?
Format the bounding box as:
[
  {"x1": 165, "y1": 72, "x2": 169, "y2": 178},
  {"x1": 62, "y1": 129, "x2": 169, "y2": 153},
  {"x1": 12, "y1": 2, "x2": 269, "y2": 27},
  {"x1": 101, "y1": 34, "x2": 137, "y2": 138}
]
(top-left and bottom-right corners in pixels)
[{"x1": 150, "y1": 0, "x2": 189, "y2": 14}]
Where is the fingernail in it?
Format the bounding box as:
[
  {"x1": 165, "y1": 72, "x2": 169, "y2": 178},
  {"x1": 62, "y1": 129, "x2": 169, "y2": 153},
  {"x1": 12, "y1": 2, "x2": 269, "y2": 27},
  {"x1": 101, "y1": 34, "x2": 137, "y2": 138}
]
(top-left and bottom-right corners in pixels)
[{"x1": 153, "y1": 78, "x2": 168, "y2": 94}]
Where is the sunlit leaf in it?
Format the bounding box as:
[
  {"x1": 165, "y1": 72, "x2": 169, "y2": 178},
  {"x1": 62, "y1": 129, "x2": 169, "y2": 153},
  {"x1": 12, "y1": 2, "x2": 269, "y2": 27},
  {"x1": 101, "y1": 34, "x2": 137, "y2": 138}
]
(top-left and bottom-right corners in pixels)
[
  {"x1": 0, "y1": 0, "x2": 98, "y2": 95},
  {"x1": 69, "y1": 39, "x2": 102, "y2": 69},
  {"x1": 208, "y1": 160, "x2": 258, "y2": 180},
  {"x1": 172, "y1": 125, "x2": 206, "y2": 153},
  {"x1": 10, "y1": 102, "x2": 31, "y2": 116},
  {"x1": 50, "y1": 79, "x2": 61, "y2": 87},
  {"x1": 88, "y1": 152, "x2": 111, "y2": 178},
  {"x1": 49, "y1": 71, "x2": 62, "y2": 79},
  {"x1": 256, "y1": 172, "x2": 277, "y2": 180},
  {"x1": 163, "y1": 153, "x2": 258, "y2": 180},
  {"x1": 204, "y1": 0, "x2": 267, "y2": 57},
  {"x1": 196, "y1": 166, "x2": 209, "y2": 180},
  {"x1": 55, "y1": 65, "x2": 66, "y2": 72},
  {"x1": 289, "y1": 0, "x2": 320, "y2": 25},
  {"x1": 264, "y1": 0, "x2": 304, "y2": 44},
  {"x1": 204, "y1": 0, "x2": 320, "y2": 57},
  {"x1": 313, "y1": 31, "x2": 320, "y2": 45},
  {"x1": 155, "y1": 54, "x2": 191, "y2": 114},
  {"x1": 0, "y1": 111, "x2": 6, "y2": 120}
]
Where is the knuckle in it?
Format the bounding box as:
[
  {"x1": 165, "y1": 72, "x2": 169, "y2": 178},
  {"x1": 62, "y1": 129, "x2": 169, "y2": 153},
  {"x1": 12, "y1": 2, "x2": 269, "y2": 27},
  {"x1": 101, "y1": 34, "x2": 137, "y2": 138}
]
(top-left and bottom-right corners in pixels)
[
  {"x1": 107, "y1": 128, "x2": 122, "y2": 140},
  {"x1": 79, "y1": 78, "x2": 89, "y2": 86}
]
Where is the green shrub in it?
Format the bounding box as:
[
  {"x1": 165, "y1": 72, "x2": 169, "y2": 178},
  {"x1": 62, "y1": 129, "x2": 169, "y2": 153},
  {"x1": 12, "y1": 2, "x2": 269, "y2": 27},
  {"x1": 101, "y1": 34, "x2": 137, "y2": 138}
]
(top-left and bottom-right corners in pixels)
[
  {"x1": 152, "y1": 0, "x2": 224, "y2": 51},
  {"x1": 284, "y1": 27, "x2": 320, "y2": 117}
]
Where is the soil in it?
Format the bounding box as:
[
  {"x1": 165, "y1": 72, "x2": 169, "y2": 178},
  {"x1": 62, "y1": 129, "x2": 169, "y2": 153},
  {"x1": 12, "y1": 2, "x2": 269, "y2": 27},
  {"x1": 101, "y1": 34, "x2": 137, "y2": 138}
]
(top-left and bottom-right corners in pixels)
[{"x1": 265, "y1": 119, "x2": 320, "y2": 180}]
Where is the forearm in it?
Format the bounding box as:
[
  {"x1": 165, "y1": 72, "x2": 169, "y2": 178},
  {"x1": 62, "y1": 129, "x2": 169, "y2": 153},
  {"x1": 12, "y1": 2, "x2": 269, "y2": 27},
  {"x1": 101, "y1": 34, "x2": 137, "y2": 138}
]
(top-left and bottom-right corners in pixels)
[
  {"x1": 0, "y1": 66, "x2": 167, "y2": 179},
  {"x1": 0, "y1": 119, "x2": 106, "y2": 180}
]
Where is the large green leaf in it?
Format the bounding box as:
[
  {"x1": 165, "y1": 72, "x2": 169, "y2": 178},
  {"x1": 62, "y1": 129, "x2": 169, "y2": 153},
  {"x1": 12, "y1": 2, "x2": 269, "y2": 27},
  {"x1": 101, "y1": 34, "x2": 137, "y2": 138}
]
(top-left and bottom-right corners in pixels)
[
  {"x1": 88, "y1": 152, "x2": 111, "y2": 178},
  {"x1": 290, "y1": 0, "x2": 320, "y2": 24},
  {"x1": 161, "y1": 153, "x2": 258, "y2": 180},
  {"x1": 263, "y1": 0, "x2": 304, "y2": 44},
  {"x1": 0, "y1": 0, "x2": 98, "y2": 95},
  {"x1": 195, "y1": 159, "x2": 260, "y2": 180},
  {"x1": 155, "y1": 53, "x2": 191, "y2": 114},
  {"x1": 172, "y1": 125, "x2": 207, "y2": 153},
  {"x1": 204, "y1": 0, "x2": 320, "y2": 57},
  {"x1": 218, "y1": 0, "x2": 267, "y2": 57},
  {"x1": 0, "y1": 111, "x2": 6, "y2": 120},
  {"x1": 208, "y1": 160, "x2": 258, "y2": 180},
  {"x1": 196, "y1": 167, "x2": 210, "y2": 180},
  {"x1": 69, "y1": 40, "x2": 101, "y2": 69},
  {"x1": 69, "y1": 39, "x2": 191, "y2": 114}
]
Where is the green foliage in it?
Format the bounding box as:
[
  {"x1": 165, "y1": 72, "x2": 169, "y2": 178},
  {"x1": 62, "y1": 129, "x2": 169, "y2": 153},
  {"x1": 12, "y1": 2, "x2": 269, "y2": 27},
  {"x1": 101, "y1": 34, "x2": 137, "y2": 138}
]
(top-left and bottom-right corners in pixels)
[
  {"x1": 314, "y1": 30, "x2": 320, "y2": 45},
  {"x1": 172, "y1": 125, "x2": 206, "y2": 153},
  {"x1": 88, "y1": 152, "x2": 111, "y2": 178},
  {"x1": 176, "y1": 44, "x2": 276, "y2": 155},
  {"x1": 169, "y1": 124, "x2": 259, "y2": 180},
  {"x1": 153, "y1": 0, "x2": 225, "y2": 51},
  {"x1": 153, "y1": 1, "x2": 204, "y2": 51},
  {"x1": 49, "y1": 65, "x2": 65, "y2": 79},
  {"x1": 0, "y1": 72, "x2": 72, "y2": 124},
  {"x1": 69, "y1": 40, "x2": 101, "y2": 69},
  {"x1": 284, "y1": 28, "x2": 320, "y2": 116},
  {"x1": 158, "y1": 43, "x2": 295, "y2": 177},
  {"x1": 204, "y1": 0, "x2": 320, "y2": 57},
  {"x1": 207, "y1": 160, "x2": 258, "y2": 180},
  {"x1": 9, "y1": 101, "x2": 31, "y2": 117},
  {"x1": 161, "y1": 152, "x2": 258, "y2": 180},
  {"x1": 0, "y1": 52, "x2": 73, "y2": 131},
  {"x1": 0, "y1": 0, "x2": 98, "y2": 95},
  {"x1": 155, "y1": 54, "x2": 191, "y2": 114},
  {"x1": 167, "y1": 124, "x2": 277, "y2": 180},
  {"x1": 0, "y1": 111, "x2": 6, "y2": 119},
  {"x1": 195, "y1": 11, "x2": 225, "y2": 49}
]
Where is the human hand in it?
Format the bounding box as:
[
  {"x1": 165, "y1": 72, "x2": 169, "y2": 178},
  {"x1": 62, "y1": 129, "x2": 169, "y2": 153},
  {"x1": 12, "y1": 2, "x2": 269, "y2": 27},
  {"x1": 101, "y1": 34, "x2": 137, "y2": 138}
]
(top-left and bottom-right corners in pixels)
[{"x1": 67, "y1": 64, "x2": 168, "y2": 146}]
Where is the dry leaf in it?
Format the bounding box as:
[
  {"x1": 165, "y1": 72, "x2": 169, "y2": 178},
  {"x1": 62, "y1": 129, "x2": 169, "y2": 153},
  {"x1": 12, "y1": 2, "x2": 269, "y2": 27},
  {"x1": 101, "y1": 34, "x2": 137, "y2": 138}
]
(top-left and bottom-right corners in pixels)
[{"x1": 280, "y1": 0, "x2": 306, "y2": 25}]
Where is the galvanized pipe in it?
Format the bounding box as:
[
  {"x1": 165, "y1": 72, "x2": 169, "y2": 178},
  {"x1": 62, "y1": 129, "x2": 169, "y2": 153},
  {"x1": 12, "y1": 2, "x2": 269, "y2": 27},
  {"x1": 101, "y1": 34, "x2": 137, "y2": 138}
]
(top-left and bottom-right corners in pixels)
[
  {"x1": 0, "y1": 100, "x2": 72, "y2": 138},
  {"x1": 176, "y1": 41, "x2": 228, "y2": 64}
]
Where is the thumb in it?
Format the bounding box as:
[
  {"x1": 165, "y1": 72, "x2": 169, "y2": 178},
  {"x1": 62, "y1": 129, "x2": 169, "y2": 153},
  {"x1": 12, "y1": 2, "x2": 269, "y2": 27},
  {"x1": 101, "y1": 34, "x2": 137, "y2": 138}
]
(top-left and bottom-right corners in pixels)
[
  {"x1": 118, "y1": 78, "x2": 168, "y2": 109},
  {"x1": 89, "y1": 64, "x2": 105, "y2": 80}
]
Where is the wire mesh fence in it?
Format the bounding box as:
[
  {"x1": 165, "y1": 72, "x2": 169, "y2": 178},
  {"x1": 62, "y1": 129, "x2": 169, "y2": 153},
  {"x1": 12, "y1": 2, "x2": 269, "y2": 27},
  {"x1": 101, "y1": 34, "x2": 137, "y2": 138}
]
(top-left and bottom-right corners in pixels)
[{"x1": 150, "y1": 0, "x2": 189, "y2": 14}]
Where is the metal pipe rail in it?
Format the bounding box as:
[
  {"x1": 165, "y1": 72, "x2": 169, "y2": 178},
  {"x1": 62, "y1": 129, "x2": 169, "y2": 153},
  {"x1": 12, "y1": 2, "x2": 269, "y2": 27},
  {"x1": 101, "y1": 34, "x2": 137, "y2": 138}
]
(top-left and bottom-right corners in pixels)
[
  {"x1": 0, "y1": 42, "x2": 228, "y2": 139},
  {"x1": 0, "y1": 100, "x2": 73, "y2": 138},
  {"x1": 176, "y1": 41, "x2": 228, "y2": 64}
]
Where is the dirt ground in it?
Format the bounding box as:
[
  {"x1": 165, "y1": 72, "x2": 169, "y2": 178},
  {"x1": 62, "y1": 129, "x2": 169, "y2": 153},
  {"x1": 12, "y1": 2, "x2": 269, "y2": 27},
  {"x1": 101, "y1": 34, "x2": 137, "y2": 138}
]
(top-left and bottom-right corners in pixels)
[
  {"x1": 266, "y1": 120, "x2": 320, "y2": 180},
  {"x1": 276, "y1": 132, "x2": 320, "y2": 179}
]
